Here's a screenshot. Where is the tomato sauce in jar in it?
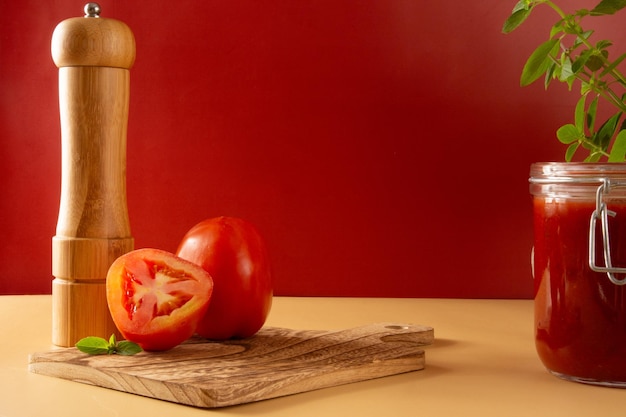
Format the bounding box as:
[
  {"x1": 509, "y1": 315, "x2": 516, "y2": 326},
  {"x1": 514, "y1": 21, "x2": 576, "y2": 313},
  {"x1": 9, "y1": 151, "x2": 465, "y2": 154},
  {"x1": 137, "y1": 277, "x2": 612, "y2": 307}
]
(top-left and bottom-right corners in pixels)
[{"x1": 531, "y1": 163, "x2": 626, "y2": 387}]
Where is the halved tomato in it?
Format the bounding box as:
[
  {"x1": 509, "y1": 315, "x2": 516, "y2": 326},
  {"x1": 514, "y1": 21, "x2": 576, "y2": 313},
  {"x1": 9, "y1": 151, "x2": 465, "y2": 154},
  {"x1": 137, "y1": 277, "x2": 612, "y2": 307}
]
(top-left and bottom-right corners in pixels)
[{"x1": 106, "y1": 248, "x2": 214, "y2": 351}]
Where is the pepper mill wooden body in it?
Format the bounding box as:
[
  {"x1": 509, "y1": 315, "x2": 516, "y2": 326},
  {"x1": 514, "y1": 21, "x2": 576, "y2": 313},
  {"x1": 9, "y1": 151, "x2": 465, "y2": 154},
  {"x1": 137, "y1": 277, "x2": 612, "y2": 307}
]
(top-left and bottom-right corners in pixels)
[{"x1": 51, "y1": 3, "x2": 135, "y2": 347}]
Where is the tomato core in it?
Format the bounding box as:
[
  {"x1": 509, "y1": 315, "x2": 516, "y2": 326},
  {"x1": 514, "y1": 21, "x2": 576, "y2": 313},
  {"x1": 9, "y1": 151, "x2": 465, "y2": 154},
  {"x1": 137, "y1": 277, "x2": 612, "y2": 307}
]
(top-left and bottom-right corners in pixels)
[
  {"x1": 106, "y1": 248, "x2": 214, "y2": 351},
  {"x1": 122, "y1": 260, "x2": 197, "y2": 320}
]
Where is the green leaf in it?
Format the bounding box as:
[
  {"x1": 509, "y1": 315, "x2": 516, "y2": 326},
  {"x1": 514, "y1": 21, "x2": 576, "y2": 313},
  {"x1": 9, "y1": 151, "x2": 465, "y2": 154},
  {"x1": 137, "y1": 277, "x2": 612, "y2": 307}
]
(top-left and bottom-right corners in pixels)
[
  {"x1": 116, "y1": 340, "x2": 143, "y2": 356},
  {"x1": 557, "y1": 124, "x2": 582, "y2": 144},
  {"x1": 608, "y1": 130, "x2": 626, "y2": 161},
  {"x1": 587, "y1": 96, "x2": 599, "y2": 132},
  {"x1": 596, "y1": 112, "x2": 623, "y2": 149},
  {"x1": 107, "y1": 334, "x2": 118, "y2": 354},
  {"x1": 550, "y1": 20, "x2": 565, "y2": 38},
  {"x1": 511, "y1": 0, "x2": 530, "y2": 14},
  {"x1": 574, "y1": 96, "x2": 586, "y2": 130},
  {"x1": 575, "y1": 9, "x2": 592, "y2": 18},
  {"x1": 572, "y1": 30, "x2": 594, "y2": 48},
  {"x1": 565, "y1": 142, "x2": 580, "y2": 161},
  {"x1": 75, "y1": 334, "x2": 143, "y2": 356},
  {"x1": 558, "y1": 56, "x2": 574, "y2": 82},
  {"x1": 591, "y1": 0, "x2": 626, "y2": 15},
  {"x1": 561, "y1": 15, "x2": 582, "y2": 35},
  {"x1": 544, "y1": 62, "x2": 557, "y2": 89},
  {"x1": 75, "y1": 336, "x2": 110, "y2": 355},
  {"x1": 572, "y1": 50, "x2": 592, "y2": 74},
  {"x1": 601, "y1": 52, "x2": 626, "y2": 77},
  {"x1": 596, "y1": 40, "x2": 613, "y2": 50},
  {"x1": 502, "y1": 5, "x2": 533, "y2": 33},
  {"x1": 585, "y1": 54, "x2": 605, "y2": 72},
  {"x1": 585, "y1": 151, "x2": 603, "y2": 162},
  {"x1": 521, "y1": 39, "x2": 560, "y2": 86}
]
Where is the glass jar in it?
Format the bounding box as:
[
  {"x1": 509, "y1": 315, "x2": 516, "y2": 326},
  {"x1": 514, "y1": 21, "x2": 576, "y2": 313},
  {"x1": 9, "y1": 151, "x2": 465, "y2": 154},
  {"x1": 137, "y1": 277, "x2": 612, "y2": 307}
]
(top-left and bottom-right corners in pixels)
[{"x1": 530, "y1": 162, "x2": 626, "y2": 387}]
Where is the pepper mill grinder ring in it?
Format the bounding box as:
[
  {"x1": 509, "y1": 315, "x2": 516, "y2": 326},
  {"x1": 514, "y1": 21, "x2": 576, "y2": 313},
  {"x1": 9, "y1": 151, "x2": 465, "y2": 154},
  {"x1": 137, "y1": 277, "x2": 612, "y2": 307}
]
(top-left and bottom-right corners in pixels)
[{"x1": 51, "y1": 3, "x2": 135, "y2": 347}]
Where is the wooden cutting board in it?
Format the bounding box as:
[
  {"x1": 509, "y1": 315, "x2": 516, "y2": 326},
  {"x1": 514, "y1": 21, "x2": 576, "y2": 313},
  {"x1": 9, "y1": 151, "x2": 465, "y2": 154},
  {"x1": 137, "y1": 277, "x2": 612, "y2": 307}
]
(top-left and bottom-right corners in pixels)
[{"x1": 29, "y1": 323, "x2": 433, "y2": 408}]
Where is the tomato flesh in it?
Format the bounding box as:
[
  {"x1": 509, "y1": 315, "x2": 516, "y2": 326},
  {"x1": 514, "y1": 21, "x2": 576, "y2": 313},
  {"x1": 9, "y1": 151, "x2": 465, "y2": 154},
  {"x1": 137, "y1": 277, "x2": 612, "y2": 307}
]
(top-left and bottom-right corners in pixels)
[
  {"x1": 176, "y1": 216, "x2": 272, "y2": 340},
  {"x1": 106, "y1": 248, "x2": 214, "y2": 351}
]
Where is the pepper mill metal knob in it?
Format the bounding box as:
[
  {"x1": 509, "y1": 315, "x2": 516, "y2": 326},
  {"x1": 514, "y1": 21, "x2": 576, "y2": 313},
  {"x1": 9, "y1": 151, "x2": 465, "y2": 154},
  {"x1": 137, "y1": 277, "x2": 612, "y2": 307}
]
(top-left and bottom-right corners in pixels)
[
  {"x1": 51, "y1": 4, "x2": 135, "y2": 347},
  {"x1": 84, "y1": 2, "x2": 101, "y2": 17}
]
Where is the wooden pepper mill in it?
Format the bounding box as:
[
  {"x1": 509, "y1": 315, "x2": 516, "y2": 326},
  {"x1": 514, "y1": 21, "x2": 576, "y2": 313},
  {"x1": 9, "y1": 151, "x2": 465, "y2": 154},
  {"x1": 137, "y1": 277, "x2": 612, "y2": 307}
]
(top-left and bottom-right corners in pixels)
[{"x1": 51, "y1": 3, "x2": 135, "y2": 347}]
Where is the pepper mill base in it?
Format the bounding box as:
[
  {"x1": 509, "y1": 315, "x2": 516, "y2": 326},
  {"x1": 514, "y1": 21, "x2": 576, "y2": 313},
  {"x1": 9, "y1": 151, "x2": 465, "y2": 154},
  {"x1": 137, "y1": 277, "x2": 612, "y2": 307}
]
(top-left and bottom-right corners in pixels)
[{"x1": 52, "y1": 279, "x2": 121, "y2": 347}]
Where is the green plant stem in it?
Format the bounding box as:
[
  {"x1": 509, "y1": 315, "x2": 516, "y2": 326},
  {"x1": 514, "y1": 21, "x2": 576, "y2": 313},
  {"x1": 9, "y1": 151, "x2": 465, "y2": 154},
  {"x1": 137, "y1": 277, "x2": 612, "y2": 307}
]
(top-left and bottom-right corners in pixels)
[
  {"x1": 543, "y1": 0, "x2": 565, "y2": 19},
  {"x1": 563, "y1": 59, "x2": 626, "y2": 111},
  {"x1": 541, "y1": 0, "x2": 626, "y2": 112},
  {"x1": 582, "y1": 139, "x2": 611, "y2": 157},
  {"x1": 505, "y1": 0, "x2": 626, "y2": 162}
]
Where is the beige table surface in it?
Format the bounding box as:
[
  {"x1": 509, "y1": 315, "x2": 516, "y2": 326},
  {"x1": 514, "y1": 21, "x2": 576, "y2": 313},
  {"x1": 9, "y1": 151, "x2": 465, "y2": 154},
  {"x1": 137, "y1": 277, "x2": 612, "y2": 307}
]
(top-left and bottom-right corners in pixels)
[{"x1": 1, "y1": 295, "x2": 626, "y2": 416}]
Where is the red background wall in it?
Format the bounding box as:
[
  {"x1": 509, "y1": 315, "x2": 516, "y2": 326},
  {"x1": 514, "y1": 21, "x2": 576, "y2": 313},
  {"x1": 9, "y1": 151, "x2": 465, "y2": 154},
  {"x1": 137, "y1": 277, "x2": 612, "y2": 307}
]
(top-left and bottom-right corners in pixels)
[{"x1": 3, "y1": 1, "x2": 619, "y2": 298}]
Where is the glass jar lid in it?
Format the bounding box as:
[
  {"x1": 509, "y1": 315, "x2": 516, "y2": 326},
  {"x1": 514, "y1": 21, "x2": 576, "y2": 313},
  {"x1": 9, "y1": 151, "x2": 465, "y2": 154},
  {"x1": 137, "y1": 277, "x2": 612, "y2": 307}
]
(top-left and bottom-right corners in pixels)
[{"x1": 530, "y1": 162, "x2": 626, "y2": 199}]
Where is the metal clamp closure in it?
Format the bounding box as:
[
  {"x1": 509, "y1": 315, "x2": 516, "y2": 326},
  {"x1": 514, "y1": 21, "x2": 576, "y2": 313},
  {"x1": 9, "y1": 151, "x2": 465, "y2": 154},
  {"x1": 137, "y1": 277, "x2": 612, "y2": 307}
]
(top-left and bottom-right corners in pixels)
[{"x1": 588, "y1": 178, "x2": 626, "y2": 285}]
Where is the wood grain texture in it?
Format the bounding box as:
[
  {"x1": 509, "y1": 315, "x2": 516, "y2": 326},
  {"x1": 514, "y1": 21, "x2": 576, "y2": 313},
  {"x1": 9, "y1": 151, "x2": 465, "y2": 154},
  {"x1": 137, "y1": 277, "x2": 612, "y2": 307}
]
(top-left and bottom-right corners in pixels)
[
  {"x1": 51, "y1": 16, "x2": 135, "y2": 69},
  {"x1": 51, "y1": 65, "x2": 134, "y2": 347},
  {"x1": 55, "y1": 67, "x2": 132, "y2": 241},
  {"x1": 29, "y1": 323, "x2": 434, "y2": 408},
  {"x1": 51, "y1": 12, "x2": 135, "y2": 347},
  {"x1": 51, "y1": 278, "x2": 122, "y2": 347}
]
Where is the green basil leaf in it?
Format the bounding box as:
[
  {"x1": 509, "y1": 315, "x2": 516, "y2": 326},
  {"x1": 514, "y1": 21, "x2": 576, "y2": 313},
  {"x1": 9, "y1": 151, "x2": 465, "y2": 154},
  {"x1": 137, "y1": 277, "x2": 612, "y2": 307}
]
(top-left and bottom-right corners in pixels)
[
  {"x1": 586, "y1": 54, "x2": 605, "y2": 72},
  {"x1": 521, "y1": 39, "x2": 560, "y2": 86},
  {"x1": 544, "y1": 62, "x2": 557, "y2": 89},
  {"x1": 115, "y1": 341, "x2": 143, "y2": 356},
  {"x1": 574, "y1": 96, "x2": 586, "y2": 130},
  {"x1": 565, "y1": 142, "x2": 580, "y2": 162},
  {"x1": 591, "y1": 0, "x2": 626, "y2": 15},
  {"x1": 557, "y1": 124, "x2": 582, "y2": 144},
  {"x1": 511, "y1": 0, "x2": 530, "y2": 14},
  {"x1": 608, "y1": 130, "x2": 626, "y2": 162},
  {"x1": 586, "y1": 96, "x2": 599, "y2": 133},
  {"x1": 75, "y1": 337, "x2": 110, "y2": 355},
  {"x1": 502, "y1": 7, "x2": 533, "y2": 34},
  {"x1": 585, "y1": 150, "x2": 603, "y2": 162},
  {"x1": 572, "y1": 50, "x2": 591, "y2": 74},
  {"x1": 601, "y1": 52, "x2": 626, "y2": 77},
  {"x1": 558, "y1": 56, "x2": 574, "y2": 82},
  {"x1": 596, "y1": 112, "x2": 623, "y2": 149}
]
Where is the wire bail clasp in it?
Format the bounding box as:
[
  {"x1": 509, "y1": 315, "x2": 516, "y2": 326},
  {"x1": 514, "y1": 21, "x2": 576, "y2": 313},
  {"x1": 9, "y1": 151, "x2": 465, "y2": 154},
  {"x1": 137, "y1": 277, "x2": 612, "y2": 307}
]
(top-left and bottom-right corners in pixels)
[{"x1": 589, "y1": 178, "x2": 626, "y2": 285}]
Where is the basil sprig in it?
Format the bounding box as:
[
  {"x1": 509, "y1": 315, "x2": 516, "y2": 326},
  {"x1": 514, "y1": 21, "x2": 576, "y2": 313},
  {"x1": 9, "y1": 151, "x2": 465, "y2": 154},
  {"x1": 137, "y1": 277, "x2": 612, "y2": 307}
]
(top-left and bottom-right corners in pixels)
[{"x1": 75, "y1": 334, "x2": 142, "y2": 356}]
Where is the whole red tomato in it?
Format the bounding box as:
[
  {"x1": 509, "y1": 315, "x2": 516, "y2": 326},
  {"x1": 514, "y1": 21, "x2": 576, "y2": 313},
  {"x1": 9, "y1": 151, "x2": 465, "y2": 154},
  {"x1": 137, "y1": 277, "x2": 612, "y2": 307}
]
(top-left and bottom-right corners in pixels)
[
  {"x1": 176, "y1": 216, "x2": 272, "y2": 340},
  {"x1": 106, "y1": 248, "x2": 214, "y2": 351}
]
